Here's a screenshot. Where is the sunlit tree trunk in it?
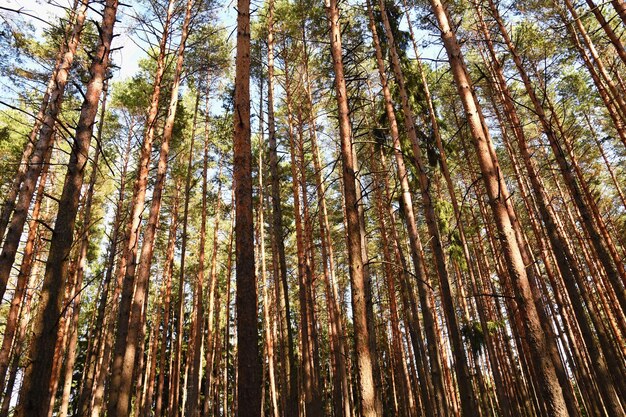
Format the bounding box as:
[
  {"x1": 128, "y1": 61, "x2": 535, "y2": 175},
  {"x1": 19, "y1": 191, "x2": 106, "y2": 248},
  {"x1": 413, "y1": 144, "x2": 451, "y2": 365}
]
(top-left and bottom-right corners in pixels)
[
  {"x1": 107, "y1": 1, "x2": 175, "y2": 413},
  {"x1": 169, "y1": 91, "x2": 200, "y2": 417},
  {"x1": 325, "y1": 0, "x2": 381, "y2": 414},
  {"x1": 0, "y1": 0, "x2": 88, "y2": 302},
  {"x1": 0, "y1": 58, "x2": 59, "y2": 243},
  {"x1": 0, "y1": 141, "x2": 52, "y2": 398},
  {"x1": 0, "y1": 258, "x2": 37, "y2": 417},
  {"x1": 234, "y1": 0, "x2": 261, "y2": 411},
  {"x1": 256, "y1": 76, "x2": 280, "y2": 417},
  {"x1": 186, "y1": 85, "x2": 212, "y2": 417},
  {"x1": 300, "y1": 22, "x2": 351, "y2": 416},
  {"x1": 265, "y1": 3, "x2": 298, "y2": 414},
  {"x1": 83, "y1": 123, "x2": 133, "y2": 417},
  {"x1": 200, "y1": 111, "x2": 223, "y2": 416},
  {"x1": 375, "y1": 1, "x2": 476, "y2": 414},
  {"x1": 57, "y1": 88, "x2": 107, "y2": 417},
  {"x1": 109, "y1": 2, "x2": 193, "y2": 415},
  {"x1": 152, "y1": 188, "x2": 179, "y2": 417},
  {"x1": 14, "y1": 0, "x2": 118, "y2": 413},
  {"x1": 474, "y1": 5, "x2": 625, "y2": 412},
  {"x1": 429, "y1": 1, "x2": 570, "y2": 416}
]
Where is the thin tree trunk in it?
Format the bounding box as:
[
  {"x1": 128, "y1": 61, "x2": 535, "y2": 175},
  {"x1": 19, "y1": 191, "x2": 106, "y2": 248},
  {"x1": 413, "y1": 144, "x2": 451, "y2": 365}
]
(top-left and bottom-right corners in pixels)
[
  {"x1": 107, "y1": 1, "x2": 175, "y2": 413},
  {"x1": 57, "y1": 81, "x2": 107, "y2": 417},
  {"x1": 79, "y1": 121, "x2": 133, "y2": 417},
  {"x1": 109, "y1": 2, "x2": 193, "y2": 415},
  {"x1": 584, "y1": 0, "x2": 626, "y2": 66},
  {"x1": 371, "y1": 153, "x2": 414, "y2": 417},
  {"x1": 256, "y1": 76, "x2": 280, "y2": 417},
  {"x1": 0, "y1": 259, "x2": 37, "y2": 417},
  {"x1": 0, "y1": 142, "x2": 52, "y2": 397},
  {"x1": 265, "y1": 2, "x2": 298, "y2": 413},
  {"x1": 584, "y1": 114, "x2": 626, "y2": 208},
  {"x1": 170, "y1": 92, "x2": 201, "y2": 417},
  {"x1": 200, "y1": 124, "x2": 224, "y2": 417},
  {"x1": 475, "y1": 6, "x2": 625, "y2": 411},
  {"x1": 153, "y1": 189, "x2": 179, "y2": 417},
  {"x1": 234, "y1": 0, "x2": 261, "y2": 412},
  {"x1": 367, "y1": 3, "x2": 452, "y2": 416},
  {"x1": 282, "y1": 46, "x2": 323, "y2": 417},
  {"x1": 375, "y1": 1, "x2": 476, "y2": 414},
  {"x1": 325, "y1": 0, "x2": 381, "y2": 414},
  {"x1": 221, "y1": 193, "x2": 236, "y2": 417},
  {"x1": 486, "y1": 0, "x2": 626, "y2": 316},
  {"x1": 428, "y1": 1, "x2": 569, "y2": 416},
  {"x1": 300, "y1": 22, "x2": 351, "y2": 417},
  {"x1": 0, "y1": 58, "x2": 60, "y2": 243},
  {"x1": 186, "y1": 89, "x2": 212, "y2": 417}
]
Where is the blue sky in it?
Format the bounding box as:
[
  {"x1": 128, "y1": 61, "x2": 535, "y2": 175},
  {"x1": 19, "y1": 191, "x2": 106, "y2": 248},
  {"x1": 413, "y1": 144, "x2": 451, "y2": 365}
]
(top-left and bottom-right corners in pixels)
[{"x1": 4, "y1": 0, "x2": 147, "y2": 80}]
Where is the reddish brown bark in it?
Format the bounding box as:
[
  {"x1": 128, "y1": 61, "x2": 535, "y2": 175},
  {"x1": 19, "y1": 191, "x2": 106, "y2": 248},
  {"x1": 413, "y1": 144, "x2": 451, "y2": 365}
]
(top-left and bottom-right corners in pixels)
[
  {"x1": 153, "y1": 189, "x2": 179, "y2": 417},
  {"x1": 107, "y1": 1, "x2": 175, "y2": 412},
  {"x1": 256, "y1": 78, "x2": 280, "y2": 417},
  {"x1": 0, "y1": 62, "x2": 58, "y2": 243},
  {"x1": 0, "y1": 0, "x2": 89, "y2": 303},
  {"x1": 0, "y1": 142, "x2": 52, "y2": 397},
  {"x1": 375, "y1": 1, "x2": 476, "y2": 414},
  {"x1": 186, "y1": 90, "x2": 212, "y2": 417},
  {"x1": 265, "y1": 2, "x2": 298, "y2": 413},
  {"x1": 325, "y1": 0, "x2": 381, "y2": 414},
  {"x1": 109, "y1": 2, "x2": 192, "y2": 415},
  {"x1": 169, "y1": 92, "x2": 201, "y2": 417},
  {"x1": 488, "y1": 0, "x2": 626, "y2": 317},
  {"x1": 234, "y1": 0, "x2": 261, "y2": 412},
  {"x1": 14, "y1": 0, "x2": 118, "y2": 414},
  {"x1": 429, "y1": 1, "x2": 569, "y2": 416},
  {"x1": 300, "y1": 26, "x2": 351, "y2": 415}
]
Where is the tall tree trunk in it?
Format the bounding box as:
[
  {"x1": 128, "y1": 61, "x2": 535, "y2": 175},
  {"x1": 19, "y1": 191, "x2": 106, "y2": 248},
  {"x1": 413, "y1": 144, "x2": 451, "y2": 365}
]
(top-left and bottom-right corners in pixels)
[
  {"x1": 57, "y1": 88, "x2": 106, "y2": 417},
  {"x1": 107, "y1": 1, "x2": 175, "y2": 413},
  {"x1": 79, "y1": 122, "x2": 133, "y2": 417},
  {"x1": 325, "y1": 0, "x2": 381, "y2": 414},
  {"x1": 371, "y1": 150, "x2": 414, "y2": 417},
  {"x1": 0, "y1": 141, "x2": 52, "y2": 397},
  {"x1": 234, "y1": 0, "x2": 261, "y2": 412},
  {"x1": 170, "y1": 92, "x2": 201, "y2": 417},
  {"x1": 428, "y1": 1, "x2": 569, "y2": 416},
  {"x1": 0, "y1": 258, "x2": 37, "y2": 417},
  {"x1": 0, "y1": 56, "x2": 60, "y2": 243},
  {"x1": 300, "y1": 21, "x2": 351, "y2": 417},
  {"x1": 221, "y1": 192, "x2": 236, "y2": 417},
  {"x1": 557, "y1": 3, "x2": 626, "y2": 148},
  {"x1": 375, "y1": 1, "x2": 477, "y2": 414},
  {"x1": 584, "y1": 0, "x2": 626, "y2": 66},
  {"x1": 367, "y1": 3, "x2": 452, "y2": 416},
  {"x1": 282, "y1": 45, "x2": 323, "y2": 417},
  {"x1": 486, "y1": 0, "x2": 626, "y2": 315},
  {"x1": 201, "y1": 154, "x2": 224, "y2": 416},
  {"x1": 110, "y1": 1, "x2": 194, "y2": 414},
  {"x1": 186, "y1": 89, "x2": 211, "y2": 417},
  {"x1": 265, "y1": 2, "x2": 298, "y2": 414},
  {"x1": 14, "y1": 0, "x2": 118, "y2": 414},
  {"x1": 474, "y1": 5, "x2": 625, "y2": 412},
  {"x1": 0, "y1": 0, "x2": 88, "y2": 302},
  {"x1": 256, "y1": 77, "x2": 280, "y2": 417},
  {"x1": 153, "y1": 189, "x2": 179, "y2": 417},
  {"x1": 298, "y1": 120, "x2": 324, "y2": 416}
]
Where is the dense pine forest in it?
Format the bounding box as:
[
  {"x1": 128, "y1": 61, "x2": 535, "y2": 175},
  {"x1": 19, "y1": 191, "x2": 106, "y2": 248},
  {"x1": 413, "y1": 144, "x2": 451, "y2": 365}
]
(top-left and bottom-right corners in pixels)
[{"x1": 0, "y1": 0, "x2": 625, "y2": 416}]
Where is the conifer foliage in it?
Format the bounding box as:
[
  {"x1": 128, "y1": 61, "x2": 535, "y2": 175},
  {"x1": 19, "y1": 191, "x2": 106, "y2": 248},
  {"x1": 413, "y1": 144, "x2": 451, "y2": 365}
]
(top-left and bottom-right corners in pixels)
[{"x1": 0, "y1": 0, "x2": 625, "y2": 416}]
